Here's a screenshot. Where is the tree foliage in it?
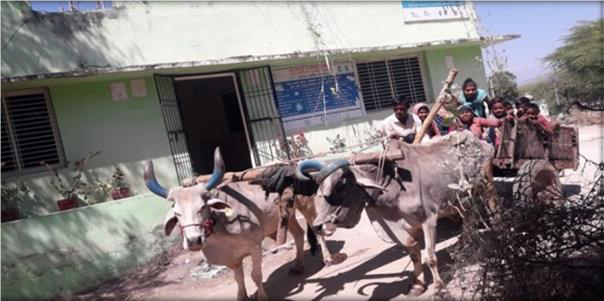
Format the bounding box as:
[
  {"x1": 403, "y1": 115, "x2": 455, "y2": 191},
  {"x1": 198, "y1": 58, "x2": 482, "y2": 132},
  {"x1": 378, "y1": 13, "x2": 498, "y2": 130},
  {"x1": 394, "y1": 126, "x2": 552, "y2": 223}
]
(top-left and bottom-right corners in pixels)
[
  {"x1": 519, "y1": 78, "x2": 564, "y2": 115},
  {"x1": 489, "y1": 71, "x2": 519, "y2": 102},
  {"x1": 545, "y1": 19, "x2": 604, "y2": 106}
]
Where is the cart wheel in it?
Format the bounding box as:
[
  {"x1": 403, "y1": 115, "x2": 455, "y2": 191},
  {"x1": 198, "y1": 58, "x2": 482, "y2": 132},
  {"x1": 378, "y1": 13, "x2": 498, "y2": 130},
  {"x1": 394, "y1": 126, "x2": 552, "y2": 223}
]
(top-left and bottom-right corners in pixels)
[{"x1": 513, "y1": 160, "x2": 562, "y2": 204}]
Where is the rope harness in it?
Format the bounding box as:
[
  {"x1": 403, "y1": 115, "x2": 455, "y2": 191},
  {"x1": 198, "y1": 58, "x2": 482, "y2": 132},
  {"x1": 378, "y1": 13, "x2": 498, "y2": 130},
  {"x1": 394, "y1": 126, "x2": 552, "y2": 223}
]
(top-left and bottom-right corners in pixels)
[{"x1": 178, "y1": 218, "x2": 216, "y2": 238}]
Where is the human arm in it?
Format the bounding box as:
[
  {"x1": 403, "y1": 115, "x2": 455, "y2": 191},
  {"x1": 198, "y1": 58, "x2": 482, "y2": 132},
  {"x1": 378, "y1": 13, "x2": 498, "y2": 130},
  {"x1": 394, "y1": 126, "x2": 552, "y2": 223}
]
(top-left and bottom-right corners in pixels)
[
  {"x1": 533, "y1": 116, "x2": 554, "y2": 136},
  {"x1": 476, "y1": 117, "x2": 503, "y2": 128}
]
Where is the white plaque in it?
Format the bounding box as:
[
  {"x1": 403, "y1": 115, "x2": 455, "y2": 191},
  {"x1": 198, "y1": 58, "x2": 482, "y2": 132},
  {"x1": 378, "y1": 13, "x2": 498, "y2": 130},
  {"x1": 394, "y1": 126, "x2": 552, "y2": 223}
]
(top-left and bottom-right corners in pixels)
[
  {"x1": 130, "y1": 79, "x2": 148, "y2": 98},
  {"x1": 110, "y1": 82, "x2": 128, "y2": 102}
]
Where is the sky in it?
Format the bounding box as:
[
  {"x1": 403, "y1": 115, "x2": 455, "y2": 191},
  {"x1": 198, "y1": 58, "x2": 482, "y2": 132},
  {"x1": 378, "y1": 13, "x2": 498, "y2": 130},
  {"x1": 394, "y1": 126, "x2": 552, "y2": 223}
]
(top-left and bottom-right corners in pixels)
[
  {"x1": 474, "y1": 1, "x2": 602, "y2": 85},
  {"x1": 30, "y1": 1, "x2": 112, "y2": 12}
]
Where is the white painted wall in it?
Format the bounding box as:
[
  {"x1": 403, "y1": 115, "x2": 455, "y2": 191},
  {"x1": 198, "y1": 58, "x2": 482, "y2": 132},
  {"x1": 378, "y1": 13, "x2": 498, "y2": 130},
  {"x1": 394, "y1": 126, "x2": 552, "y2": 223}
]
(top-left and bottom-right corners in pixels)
[{"x1": 2, "y1": 1, "x2": 480, "y2": 77}]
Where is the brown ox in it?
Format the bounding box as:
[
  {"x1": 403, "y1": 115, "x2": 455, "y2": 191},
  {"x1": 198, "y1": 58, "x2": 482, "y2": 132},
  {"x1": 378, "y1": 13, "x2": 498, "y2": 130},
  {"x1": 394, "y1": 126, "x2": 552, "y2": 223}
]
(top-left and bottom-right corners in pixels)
[
  {"x1": 296, "y1": 131, "x2": 495, "y2": 295},
  {"x1": 144, "y1": 148, "x2": 334, "y2": 300}
]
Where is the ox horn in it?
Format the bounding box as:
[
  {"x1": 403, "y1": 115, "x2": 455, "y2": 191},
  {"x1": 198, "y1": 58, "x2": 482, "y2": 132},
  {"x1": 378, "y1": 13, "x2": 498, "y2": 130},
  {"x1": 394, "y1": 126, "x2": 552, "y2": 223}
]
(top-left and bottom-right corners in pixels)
[
  {"x1": 204, "y1": 147, "x2": 225, "y2": 190},
  {"x1": 295, "y1": 159, "x2": 350, "y2": 183},
  {"x1": 144, "y1": 160, "x2": 168, "y2": 198},
  {"x1": 295, "y1": 159, "x2": 325, "y2": 181},
  {"x1": 315, "y1": 159, "x2": 350, "y2": 184}
]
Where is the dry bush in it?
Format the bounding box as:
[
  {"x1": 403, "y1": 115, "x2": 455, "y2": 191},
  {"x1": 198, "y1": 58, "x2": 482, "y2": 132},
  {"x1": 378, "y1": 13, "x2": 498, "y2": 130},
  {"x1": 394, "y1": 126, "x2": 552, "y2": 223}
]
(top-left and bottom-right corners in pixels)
[{"x1": 447, "y1": 159, "x2": 603, "y2": 300}]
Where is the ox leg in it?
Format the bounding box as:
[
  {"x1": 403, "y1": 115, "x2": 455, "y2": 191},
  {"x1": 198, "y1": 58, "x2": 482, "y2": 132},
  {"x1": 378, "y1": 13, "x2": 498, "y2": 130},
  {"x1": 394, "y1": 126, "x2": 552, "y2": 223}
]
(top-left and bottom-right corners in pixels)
[
  {"x1": 401, "y1": 227, "x2": 425, "y2": 296},
  {"x1": 287, "y1": 210, "x2": 306, "y2": 275},
  {"x1": 251, "y1": 246, "x2": 268, "y2": 301},
  {"x1": 230, "y1": 261, "x2": 248, "y2": 301},
  {"x1": 296, "y1": 197, "x2": 337, "y2": 265},
  {"x1": 422, "y1": 216, "x2": 445, "y2": 294}
]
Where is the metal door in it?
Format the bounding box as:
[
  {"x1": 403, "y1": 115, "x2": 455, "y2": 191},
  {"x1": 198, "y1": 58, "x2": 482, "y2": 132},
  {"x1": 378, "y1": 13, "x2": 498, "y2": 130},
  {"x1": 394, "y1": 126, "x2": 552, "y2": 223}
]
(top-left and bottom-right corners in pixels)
[
  {"x1": 153, "y1": 74, "x2": 195, "y2": 183},
  {"x1": 237, "y1": 66, "x2": 290, "y2": 165}
]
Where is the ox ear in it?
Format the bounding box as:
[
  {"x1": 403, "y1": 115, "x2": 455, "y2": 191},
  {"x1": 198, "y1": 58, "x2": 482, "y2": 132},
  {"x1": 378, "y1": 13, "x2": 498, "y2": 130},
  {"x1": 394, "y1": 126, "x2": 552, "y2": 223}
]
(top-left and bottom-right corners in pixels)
[
  {"x1": 163, "y1": 207, "x2": 178, "y2": 236},
  {"x1": 349, "y1": 167, "x2": 386, "y2": 191}
]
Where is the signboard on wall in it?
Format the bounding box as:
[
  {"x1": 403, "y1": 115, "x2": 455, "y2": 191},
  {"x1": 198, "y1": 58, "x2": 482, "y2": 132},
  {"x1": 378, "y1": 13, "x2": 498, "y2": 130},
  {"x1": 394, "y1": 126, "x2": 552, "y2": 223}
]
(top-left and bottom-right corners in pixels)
[
  {"x1": 402, "y1": 1, "x2": 469, "y2": 23},
  {"x1": 273, "y1": 62, "x2": 363, "y2": 135}
]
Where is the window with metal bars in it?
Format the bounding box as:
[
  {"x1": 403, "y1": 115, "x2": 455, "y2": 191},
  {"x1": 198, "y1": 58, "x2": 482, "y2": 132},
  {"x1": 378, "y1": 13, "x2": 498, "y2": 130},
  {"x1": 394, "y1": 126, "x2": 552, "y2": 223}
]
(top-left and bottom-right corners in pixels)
[
  {"x1": 356, "y1": 57, "x2": 427, "y2": 112},
  {"x1": 1, "y1": 89, "x2": 65, "y2": 175}
]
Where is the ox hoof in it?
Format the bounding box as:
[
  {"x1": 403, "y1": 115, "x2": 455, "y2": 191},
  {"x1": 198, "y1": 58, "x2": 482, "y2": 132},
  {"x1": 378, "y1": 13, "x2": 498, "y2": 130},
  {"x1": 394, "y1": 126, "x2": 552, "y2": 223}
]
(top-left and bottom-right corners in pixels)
[
  {"x1": 288, "y1": 266, "x2": 305, "y2": 275},
  {"x1": 249, "y1": 292, "x2": 268, "y2": 301},
  {"x1": 325, "y1": 252, "x2": 348, "y2": 266},
  {"x1": 428, "y1": 282, "x2": 447, "y2": 296},
  {"x1": 408, "y1": 284, "x2": 426, "y2": 296}
]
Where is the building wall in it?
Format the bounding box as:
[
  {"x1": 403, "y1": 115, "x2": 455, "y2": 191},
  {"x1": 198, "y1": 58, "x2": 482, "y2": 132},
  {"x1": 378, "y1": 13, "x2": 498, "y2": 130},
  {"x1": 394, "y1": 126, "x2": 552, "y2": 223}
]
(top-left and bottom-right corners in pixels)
[
  {"x1": 1, "y1": 43, "x2": 489, "y2": 217},
  {"x1": 1, "y1": 73, "x2": 179, "y2": 217},
  {"x1": 2, "y1": 1, "x2": 480, "y2": 78},
  {"x1": 0, "y1": 194, "x2": 175, "y2": 300},
  {"x1": 424, "y1": 45, "x2": 489, "y2": 97}
]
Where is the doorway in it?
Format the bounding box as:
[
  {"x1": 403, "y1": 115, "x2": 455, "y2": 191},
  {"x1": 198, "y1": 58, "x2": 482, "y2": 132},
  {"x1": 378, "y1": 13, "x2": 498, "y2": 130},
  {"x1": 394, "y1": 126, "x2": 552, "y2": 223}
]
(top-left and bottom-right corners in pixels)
[{"x1": 174, "y1": 74, "x2": 253, "y2": 175}]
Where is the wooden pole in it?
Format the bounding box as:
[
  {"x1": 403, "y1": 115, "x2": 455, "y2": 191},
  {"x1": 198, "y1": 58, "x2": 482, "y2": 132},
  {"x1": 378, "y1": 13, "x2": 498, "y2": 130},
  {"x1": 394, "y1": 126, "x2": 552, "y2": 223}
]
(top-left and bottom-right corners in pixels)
[
  {"x1": 412, "y1": 68, "x2": 458, "y2": 144},
  {"x1": 195, "y1": 150, "x2": 405, "y2": 184}
]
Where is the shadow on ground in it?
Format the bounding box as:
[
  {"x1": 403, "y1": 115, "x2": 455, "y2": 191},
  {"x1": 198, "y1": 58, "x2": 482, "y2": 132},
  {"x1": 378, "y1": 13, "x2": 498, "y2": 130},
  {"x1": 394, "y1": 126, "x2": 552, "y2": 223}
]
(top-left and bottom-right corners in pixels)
[{"x1": 266, "y1": 217, "x2": 461, "y2": 301}]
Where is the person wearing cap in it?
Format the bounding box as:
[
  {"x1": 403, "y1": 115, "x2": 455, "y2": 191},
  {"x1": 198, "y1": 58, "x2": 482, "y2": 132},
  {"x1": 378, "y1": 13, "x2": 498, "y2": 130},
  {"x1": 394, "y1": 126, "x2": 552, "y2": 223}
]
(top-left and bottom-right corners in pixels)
[
  {"x1": 381, "y1": 95, "x2": 422, "y2": 144},
  {"x1": 459, "y1": 78, "x2": 490, "y2": 118},
  {"x1": 455, "y1": 104, "x2": 512, "y2": 145}
]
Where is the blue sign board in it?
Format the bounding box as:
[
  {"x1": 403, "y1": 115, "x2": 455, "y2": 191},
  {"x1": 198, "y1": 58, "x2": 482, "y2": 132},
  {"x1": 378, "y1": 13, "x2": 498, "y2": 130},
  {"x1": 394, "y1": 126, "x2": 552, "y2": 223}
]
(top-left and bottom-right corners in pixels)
[
  {"x1": 273, "y1": 63, "x2": 361, "y2": 120},
  {"x1": 402, "y1": 1, "x2": 463, "y2": 8},
  {"x1": 275, "y1": 73, "x2": 359, "y2": 119}
]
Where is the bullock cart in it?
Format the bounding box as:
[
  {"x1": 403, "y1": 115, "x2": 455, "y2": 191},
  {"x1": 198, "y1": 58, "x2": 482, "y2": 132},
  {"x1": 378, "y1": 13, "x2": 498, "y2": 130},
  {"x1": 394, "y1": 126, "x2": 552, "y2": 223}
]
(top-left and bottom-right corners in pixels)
[{"x1": 492, "y1": 119, "x2": 579, "y2": 201}]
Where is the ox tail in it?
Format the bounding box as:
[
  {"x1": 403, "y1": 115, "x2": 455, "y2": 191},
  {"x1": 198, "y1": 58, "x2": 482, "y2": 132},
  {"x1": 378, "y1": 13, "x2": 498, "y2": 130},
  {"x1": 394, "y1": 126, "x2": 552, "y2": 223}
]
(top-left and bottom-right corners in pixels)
[{"x1": 306, "y1": 224, "x2": 318, "y2": 257}]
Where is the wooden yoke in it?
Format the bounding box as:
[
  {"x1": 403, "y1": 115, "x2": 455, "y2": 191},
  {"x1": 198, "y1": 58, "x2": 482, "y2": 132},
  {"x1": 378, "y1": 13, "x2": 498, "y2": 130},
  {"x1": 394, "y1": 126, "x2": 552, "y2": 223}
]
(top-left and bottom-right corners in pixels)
[
  {"x1": 195, "y1": 150, "x2": 405, "y2": 184},
  {"x1": 412, "y1": 68, "x2": 458, "y2": 144}
]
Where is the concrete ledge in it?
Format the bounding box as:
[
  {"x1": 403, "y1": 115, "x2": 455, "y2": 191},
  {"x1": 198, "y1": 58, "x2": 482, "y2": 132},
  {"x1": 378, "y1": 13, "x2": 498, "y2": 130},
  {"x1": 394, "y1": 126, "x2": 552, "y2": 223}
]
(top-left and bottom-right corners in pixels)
[{"x1": 1, "y1": 194, "x2": 176, "y2": 301}]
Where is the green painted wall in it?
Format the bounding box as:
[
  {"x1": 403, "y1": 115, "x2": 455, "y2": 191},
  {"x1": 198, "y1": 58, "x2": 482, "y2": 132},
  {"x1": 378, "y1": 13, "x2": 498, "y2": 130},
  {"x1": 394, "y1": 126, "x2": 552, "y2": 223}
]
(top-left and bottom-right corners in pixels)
[
  {"x1": 423, "y1": 45, "x2": 489, "y2": 99},
  {"x1": 1, "y1": 193, "x2": 176, "y2": 301},
  {"x1": 2, "y1": 74, "x2": 179, "y2": 217},
  {"x1": 49, "y1": 76, "x2": 168, "y2": 166}
]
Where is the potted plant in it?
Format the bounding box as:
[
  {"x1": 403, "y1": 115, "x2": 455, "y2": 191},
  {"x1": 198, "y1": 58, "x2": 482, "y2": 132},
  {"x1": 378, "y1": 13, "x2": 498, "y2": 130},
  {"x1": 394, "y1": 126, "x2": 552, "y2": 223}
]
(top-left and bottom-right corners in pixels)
[
  {"x1": 42, "y1": 151, "x2": 101, "y2": 211},
  {"x1": 96, "y1": 166, "x2": 133, "y2": 200},
  {"x1": 109, "y1": 166, "x2": 132, "y2": 200},
  {"x1": 1, "y1": 181, "x2": 33, "y2": 222}
]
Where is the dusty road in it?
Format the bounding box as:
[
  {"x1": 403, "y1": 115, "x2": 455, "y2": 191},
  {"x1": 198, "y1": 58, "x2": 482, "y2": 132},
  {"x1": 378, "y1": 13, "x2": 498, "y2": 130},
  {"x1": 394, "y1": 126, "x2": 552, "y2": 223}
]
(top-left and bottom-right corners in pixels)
[{"x1": 71, "y1": 125, "x2": 601, "y2": 301}]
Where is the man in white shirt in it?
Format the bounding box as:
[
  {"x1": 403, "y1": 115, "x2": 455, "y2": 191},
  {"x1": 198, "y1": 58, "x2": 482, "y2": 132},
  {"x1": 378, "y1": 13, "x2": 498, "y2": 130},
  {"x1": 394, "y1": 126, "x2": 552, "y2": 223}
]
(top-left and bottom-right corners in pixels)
[{"x1": 381, "y1": 95, "x2": 422, "y2": 144}]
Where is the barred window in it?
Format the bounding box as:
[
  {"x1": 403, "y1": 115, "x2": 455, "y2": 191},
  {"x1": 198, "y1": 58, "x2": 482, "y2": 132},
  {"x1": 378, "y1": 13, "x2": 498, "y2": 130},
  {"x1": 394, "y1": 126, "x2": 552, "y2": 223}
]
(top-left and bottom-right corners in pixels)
[
  {"x1": 356, "y1": 57, "x2": 427, "y2": 112},
  {"x1": 1, "y1": 88, "x2": 65, "y2": 175}
]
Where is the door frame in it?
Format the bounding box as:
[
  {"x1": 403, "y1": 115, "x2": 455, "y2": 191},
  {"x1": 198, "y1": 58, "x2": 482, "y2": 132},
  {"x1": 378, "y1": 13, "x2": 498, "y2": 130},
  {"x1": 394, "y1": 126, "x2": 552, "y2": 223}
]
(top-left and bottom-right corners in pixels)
[{"x1": 174, "y1": 72, "x2": 258, "y2": 167}]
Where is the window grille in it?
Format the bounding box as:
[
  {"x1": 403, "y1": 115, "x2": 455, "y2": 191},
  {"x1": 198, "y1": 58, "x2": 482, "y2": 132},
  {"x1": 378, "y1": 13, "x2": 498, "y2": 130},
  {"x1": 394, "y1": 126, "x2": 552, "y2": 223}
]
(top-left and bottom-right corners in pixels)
[
  {"x1": 1, "y1": 89, "x2": 65, "y2": 175},
  {"x1": 356, "y1": 56, "x2": 426, "y2": 112}
]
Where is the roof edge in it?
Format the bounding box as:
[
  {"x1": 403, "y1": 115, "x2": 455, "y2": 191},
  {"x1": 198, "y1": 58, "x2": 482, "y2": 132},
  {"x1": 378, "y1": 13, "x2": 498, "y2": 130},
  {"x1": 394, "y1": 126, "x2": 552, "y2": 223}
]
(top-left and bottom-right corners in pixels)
[{"x1": 2, "y1": 34, "x2": 520, "y2": 83}]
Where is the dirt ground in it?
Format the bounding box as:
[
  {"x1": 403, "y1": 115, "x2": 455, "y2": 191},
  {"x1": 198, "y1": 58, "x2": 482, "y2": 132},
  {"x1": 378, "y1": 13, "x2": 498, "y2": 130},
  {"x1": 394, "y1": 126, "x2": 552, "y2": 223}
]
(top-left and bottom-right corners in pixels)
[{"x1": 65, "y1": 125, "x2": 601, "y2": 301}]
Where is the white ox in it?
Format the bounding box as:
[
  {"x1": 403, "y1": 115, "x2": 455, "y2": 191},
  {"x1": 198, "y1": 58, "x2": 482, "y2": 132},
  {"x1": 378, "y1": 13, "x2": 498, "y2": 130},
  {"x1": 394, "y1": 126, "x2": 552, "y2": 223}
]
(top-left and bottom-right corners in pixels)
[{"x1": 144, "y1": 148, "x2": 335, "y2": 300}]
